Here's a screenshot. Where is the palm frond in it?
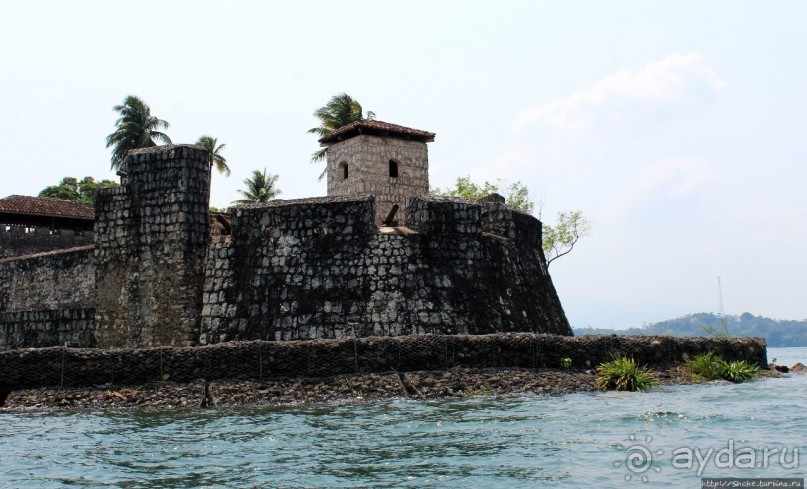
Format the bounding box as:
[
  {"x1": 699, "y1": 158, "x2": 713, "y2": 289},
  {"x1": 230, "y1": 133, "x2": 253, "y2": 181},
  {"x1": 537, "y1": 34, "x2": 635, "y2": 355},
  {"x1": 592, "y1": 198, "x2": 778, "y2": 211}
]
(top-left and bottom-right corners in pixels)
[
  {"x1": 310, "y1": 148, "x2": 327, "y2": 165},
  {"x1": 106, "y1": 95, "x2": 171, "y2": 170},
  {"x1": 306, "y1": 93, "x2": 363, "y2": 177},
  {"x1": 150, "y1": 131, "x2": 172, "y2": 144},
  {"x1": 232, "y1": 168, "x2": 281, "y2": 204},
  {"x1": 196, "y1": 135, "x2": 230, "y2": 176}
]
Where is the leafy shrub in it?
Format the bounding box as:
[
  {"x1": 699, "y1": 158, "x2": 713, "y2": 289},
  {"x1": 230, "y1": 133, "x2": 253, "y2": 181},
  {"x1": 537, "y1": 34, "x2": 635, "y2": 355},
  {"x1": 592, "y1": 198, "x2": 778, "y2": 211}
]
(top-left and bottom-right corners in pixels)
[
  {"x1": 686, "y1": 352, "x2": 759, "y2": 383},
  {"x1": 721, "y1": 361, "x2": 759, "y2": 383},
  {"x1": 560, "y1": 357, "x2": 572, "y2": 369},
  {"x1": 686, "y1": 352, "x2": 725, "y2": 380},
  {"x1": 596, "y1": 357, "x2": 657, "y2": 392}
]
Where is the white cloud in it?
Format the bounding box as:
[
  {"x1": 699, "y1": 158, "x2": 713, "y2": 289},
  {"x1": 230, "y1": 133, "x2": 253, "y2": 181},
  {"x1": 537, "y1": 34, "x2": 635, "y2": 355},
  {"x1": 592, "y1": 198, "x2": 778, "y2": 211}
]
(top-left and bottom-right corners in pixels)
[
  {"x1": 602, "y1": 157, "x2": 719, "y2": 218},
  {"x1": 469, "y1": 146, "x2": 536, "y2": 183},
  {"x1": 514, "y1": 52, "x2": 728, "y2": 138}
]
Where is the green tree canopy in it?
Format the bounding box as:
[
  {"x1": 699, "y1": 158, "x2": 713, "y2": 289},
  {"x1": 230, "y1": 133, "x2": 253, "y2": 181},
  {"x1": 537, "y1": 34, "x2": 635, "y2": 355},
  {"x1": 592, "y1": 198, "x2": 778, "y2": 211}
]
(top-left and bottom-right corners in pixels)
[
  {"x1": 196, "y1": 135, "x2": 231, "y2": 177},
  {"x1": 106, "y1": 95, "x2": 171, "y2": 170},
  {"x1": 38, "y1": 177, "x2": 119, "y2": 206},
  {"x1": 307, "y1": 93, "x2": 363, "y2": 176},
  {"x1": 233, "y1": 168, "x2": 281, "y2": 204},
  {"x1": 542, "y1": 210, "x2": 591, "y2": 268},
  {"x1": 433, "y1": 176, "x2": 590, "y2": 268},
  {"x1": 431, "y1": 176, "x2": 535, "y2": 213}
]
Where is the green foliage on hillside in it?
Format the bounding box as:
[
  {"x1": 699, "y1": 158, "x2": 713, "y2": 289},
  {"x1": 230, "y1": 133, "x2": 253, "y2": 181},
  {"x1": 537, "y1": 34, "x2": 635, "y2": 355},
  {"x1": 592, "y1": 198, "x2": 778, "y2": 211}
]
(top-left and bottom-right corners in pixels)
[{"x1": 574, "y1": 312, "x2": 807, "y2": 347}]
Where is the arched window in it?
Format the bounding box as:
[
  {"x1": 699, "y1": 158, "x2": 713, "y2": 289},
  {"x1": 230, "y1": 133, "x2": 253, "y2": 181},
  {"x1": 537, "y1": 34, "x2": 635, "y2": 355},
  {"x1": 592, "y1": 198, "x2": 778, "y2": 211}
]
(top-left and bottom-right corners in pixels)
[
  {"x1": 339, "y1": 161, "x2": 349, "y2": 179},
  {"x1": 389, "y1": 160, "x2": 399, "y2": 178}
]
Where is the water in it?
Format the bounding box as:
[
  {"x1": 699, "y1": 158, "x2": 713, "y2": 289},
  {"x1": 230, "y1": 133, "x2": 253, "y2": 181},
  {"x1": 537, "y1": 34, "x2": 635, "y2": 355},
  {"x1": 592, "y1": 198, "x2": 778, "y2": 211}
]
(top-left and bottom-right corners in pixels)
[{"x1": 1, "y1": 348, "x2": 805, "y2": 488}]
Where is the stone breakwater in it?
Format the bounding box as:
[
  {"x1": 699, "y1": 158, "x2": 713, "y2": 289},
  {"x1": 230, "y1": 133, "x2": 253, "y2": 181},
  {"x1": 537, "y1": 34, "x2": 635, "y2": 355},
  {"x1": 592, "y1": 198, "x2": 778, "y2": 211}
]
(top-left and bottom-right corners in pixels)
[
  {"x1": 0, "y1": 334, "x2": 766, "y2": 402},
  {"x1": 3, "y1": 369, "x2": 600, "y2": 410}
]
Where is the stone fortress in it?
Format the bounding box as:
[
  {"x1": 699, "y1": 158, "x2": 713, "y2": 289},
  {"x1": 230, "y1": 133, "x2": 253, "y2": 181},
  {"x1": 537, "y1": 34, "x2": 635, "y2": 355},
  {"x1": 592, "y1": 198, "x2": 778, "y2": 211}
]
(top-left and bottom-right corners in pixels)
[{"x1": 0, "y1": 119, "x2": 573, "y2": 350}]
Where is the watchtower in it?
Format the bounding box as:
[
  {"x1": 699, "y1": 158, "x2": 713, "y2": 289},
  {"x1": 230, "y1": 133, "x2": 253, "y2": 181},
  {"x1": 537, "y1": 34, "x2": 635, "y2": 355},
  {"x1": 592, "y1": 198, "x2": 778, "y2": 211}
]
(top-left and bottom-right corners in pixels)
[
  {"x1": 320, "y1": 120, "x2": 435, "y2": 225},
  {"x1": 94, "y1": 145, "x2": 211, "y2": 348}
]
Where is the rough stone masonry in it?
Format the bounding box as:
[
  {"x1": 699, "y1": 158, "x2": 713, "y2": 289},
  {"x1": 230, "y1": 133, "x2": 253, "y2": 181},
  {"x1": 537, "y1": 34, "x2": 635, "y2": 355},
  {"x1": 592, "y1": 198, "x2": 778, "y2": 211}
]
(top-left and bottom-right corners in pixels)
[{"x1": 0, "y1": 120, "x2": 574, "y2": 350}]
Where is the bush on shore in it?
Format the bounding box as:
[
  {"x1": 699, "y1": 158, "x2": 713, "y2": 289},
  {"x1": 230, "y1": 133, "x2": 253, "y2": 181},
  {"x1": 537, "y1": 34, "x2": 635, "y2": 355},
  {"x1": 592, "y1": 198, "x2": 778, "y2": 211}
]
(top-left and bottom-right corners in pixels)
[
  {"x1": 595, "y1": 357, "x2": 657, "y2": 392},
  {"x1": 685, "y1": 352, "x2": 758, "y2": 383}
]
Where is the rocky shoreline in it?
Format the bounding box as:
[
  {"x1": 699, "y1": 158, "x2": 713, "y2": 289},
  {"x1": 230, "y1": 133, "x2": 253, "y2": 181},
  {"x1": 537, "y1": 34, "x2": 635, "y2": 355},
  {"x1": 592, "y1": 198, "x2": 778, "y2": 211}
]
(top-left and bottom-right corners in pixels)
[{"x1": 1, "y1": 364, "x2": 797, "y2": 412}]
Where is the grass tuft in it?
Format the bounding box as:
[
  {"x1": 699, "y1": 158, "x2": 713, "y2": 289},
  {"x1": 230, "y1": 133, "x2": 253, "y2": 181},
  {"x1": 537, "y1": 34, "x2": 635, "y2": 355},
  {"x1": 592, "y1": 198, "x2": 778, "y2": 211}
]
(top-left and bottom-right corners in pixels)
[
  {"x1": 721, "y1": 360, "x2": 759, "y2": 383},
  {"x1": 685, "y1": 352, "x2": 758, "y2": 383},
  {"x1": 596, "y1": 357, "x2": 657, "y2": 392},
  {"x1": 686, "y1": 352, "x2": 725, "y2": 380}
]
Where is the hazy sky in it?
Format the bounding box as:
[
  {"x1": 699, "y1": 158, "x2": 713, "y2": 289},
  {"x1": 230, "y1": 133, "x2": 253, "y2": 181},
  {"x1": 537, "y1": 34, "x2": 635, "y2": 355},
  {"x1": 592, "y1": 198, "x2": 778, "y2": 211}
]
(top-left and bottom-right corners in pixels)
[{"x1": 1, "y1": 1, "x2": 805, "y2": 328}]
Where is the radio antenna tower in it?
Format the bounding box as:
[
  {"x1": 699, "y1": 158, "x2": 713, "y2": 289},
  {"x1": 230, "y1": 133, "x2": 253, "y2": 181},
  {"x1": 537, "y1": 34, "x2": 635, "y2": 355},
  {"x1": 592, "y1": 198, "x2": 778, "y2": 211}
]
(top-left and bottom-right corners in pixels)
[{"x1": 717, "y1": 276, "x2": 724, "y2": 318}]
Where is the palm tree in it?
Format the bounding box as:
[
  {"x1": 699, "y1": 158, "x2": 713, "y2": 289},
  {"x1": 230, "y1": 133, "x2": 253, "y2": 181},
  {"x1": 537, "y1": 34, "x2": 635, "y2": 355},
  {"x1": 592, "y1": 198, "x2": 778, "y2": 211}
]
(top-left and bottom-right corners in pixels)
[
  {"x1": 233, "y1": 168, "x2": 281, "y2": 204},
  {"x1": 307, "y1": 93, "x2": 363, "y2": 175},
  {"x1": 106, "y1": 95, "x2": 172, "y2": 170},
  {"x1": 196, "y1": 136, "x2": 231, "y2": 176}
]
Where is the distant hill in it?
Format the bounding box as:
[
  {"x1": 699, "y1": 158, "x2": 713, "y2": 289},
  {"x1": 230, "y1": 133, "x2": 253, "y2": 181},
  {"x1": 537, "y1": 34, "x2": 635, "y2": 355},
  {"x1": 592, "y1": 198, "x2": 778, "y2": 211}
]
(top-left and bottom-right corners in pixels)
[{"x1": 573, "y1": 312, "x2": 807, "y2": 347}]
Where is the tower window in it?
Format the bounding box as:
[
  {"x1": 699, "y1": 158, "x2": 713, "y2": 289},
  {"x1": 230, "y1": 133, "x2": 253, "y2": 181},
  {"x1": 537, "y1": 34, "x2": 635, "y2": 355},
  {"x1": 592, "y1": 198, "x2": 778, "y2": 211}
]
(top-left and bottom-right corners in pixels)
[
  {"x1": 339, "y1": 161, "x2": 349, "y2": 179},
  {"x1": 389, "y1": 160, "x2": 399, "y2": 178}
]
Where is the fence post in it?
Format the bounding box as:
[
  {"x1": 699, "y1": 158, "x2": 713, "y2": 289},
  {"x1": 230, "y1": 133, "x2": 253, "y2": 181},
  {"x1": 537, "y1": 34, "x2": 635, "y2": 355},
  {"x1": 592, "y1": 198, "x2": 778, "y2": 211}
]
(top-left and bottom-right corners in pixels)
[
  {"x1": 534, "y1": 339, "x2": 538, "y2": 369},
  {"x1": 59, "y1": 344, "x2": 66, "y2": 390},
  {"x1": 307, "y1": 343, "x2": 312, "y2": 375},
  {"x1": 444, "y1": 336, "x2": 449, "y2": 371},
  {"x1": 352, "y1": 324, "x2": 358, "y2": 374},
  {"x1": 258, "y1": 342, "x2": 263, "y2": 381}
]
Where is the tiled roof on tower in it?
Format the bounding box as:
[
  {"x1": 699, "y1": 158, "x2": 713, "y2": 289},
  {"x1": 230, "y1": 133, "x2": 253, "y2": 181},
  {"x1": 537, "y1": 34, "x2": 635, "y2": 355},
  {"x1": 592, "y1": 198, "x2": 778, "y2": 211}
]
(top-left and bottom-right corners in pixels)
[{"x1": 318, "y1": 120, "x2": 436, "y2": 145}]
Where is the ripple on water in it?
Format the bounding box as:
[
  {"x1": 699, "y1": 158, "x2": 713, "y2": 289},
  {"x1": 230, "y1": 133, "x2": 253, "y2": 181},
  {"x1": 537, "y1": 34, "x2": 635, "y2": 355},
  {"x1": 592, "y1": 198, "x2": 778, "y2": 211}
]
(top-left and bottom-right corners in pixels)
[{"x1": 2, "y1": 370, "x2": 807, "y2": 488}]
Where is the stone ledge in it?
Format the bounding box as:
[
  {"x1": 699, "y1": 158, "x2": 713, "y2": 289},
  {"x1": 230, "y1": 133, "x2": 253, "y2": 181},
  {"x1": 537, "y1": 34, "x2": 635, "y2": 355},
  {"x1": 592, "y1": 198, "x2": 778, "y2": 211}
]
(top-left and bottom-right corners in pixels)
[{"x1": 0, "y1": 245, "x2": 94, "y2": 264}]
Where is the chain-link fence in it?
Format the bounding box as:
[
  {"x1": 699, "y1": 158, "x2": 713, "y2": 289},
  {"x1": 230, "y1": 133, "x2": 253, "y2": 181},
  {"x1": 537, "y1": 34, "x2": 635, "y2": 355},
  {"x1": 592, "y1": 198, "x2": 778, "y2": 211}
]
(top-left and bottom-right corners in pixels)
[{"x1": 0, "y1": 333, "x2": 767, "y2": 390}]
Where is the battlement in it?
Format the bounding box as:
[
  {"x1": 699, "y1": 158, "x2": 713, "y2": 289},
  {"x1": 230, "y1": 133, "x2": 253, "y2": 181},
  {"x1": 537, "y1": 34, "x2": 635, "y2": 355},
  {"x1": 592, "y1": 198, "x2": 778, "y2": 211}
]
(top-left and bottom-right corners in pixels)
[
  {"x1": 229, "y1": 195, "x2": 531, "y2": 241},
  {"x1": 232, "y1": 195, "x2": 377, "y2": 240}
]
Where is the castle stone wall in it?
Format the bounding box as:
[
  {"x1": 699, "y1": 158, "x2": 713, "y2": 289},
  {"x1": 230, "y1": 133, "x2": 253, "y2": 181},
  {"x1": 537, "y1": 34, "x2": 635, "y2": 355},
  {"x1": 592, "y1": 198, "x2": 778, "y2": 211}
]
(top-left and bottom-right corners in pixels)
[
  {"x1": 0, "y1": 308, "x2": 95, "y2": 350},
  {"x1": 1, "y1": 137, "x2": 575, "y2": 351},
  {"x1": 0, "y1": 226, "x2": 94, "y2": 259},
  {"x1": 94, "y1": 145, "x2": 210, "y2": 348},
  {"x1": 0, "y1": 246, "x2": 95, "y2": 313},
  {"x1": 326, "y1": 136, "x2": 429, "y2": 225},
  {"x1": 198, "y1": 195, "x2": 571, "y2": 343}
]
